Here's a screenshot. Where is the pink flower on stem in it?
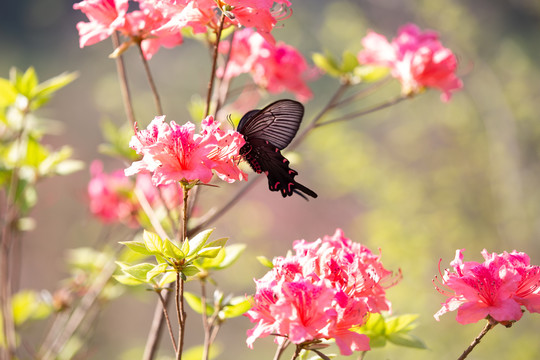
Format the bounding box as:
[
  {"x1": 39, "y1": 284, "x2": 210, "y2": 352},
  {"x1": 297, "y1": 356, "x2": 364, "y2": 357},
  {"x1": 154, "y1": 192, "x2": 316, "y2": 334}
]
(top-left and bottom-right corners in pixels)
[
  {"x1": 73, "y1": 0, "x2": 129, "y2": 48},
  {"x1": 246, "y1": 229, "x2": 399, "y2": 355},
  {"x1": 219, "y1": 28, "x2": 315, "y2": 101},
  {"x1": 434, "y1": 249, "x2": 540, "y2": 324},
  {"x1": 358, "y1": 23, "x2": 463, "y2": 102},
  {"x1": 125, "y1": 115, "x2": 246, "y2": 186},
  {"x1": 88, "y1": 160, "x2": 182, "y2": 227}
]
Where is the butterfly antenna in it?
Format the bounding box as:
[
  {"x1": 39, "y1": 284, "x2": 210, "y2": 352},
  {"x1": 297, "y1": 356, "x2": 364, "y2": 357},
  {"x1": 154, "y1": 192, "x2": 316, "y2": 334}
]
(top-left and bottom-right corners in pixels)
[{"x1": 227, "y1": 114, "x2": 235, "y2": 129}]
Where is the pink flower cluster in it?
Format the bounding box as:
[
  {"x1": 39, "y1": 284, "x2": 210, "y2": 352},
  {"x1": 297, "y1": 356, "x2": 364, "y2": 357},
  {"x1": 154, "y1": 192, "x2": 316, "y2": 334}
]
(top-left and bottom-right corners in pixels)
[
  {"x1": 73, "y1": 0, "x2": 292, "y2": 59},
  {"x1": 358, "y1": 24, "x2": 463, "y2": 102},
  {"x1": 246, "y1": 229, "x2": 400, "y2": 355},
  {"x1": 125, "y1": 115, "x2": 247, "y2": 185},
  {"x1": 88, "y1": 160, "x2": 182, "y2": 227},
  {"x1": 219, "y1": 28, "x2": 315, "y2": 101},
  {"x1": 434, "y1": 249, "x2": 540, "y2": 324}
]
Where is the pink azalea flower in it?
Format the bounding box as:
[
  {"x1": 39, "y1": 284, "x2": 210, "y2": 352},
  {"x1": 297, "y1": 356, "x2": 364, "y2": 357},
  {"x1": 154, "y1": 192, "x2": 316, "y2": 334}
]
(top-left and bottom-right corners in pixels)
[
  {"x1": 246, "y1": 229, "x2": 399, "y2": 355},
  {"x1": 88, "y1": 160, "x2": 182, "y2": 227},
  {"x1": 125, "y1": 115, "x2": 246, "y2": 185},
  {"x1": 358, "y1": 23, "x2": 463, "y2": 102},
  {"x1": 434, "y1": 249, "x2": 540, "y2": 324},
  {"x1": 219, "y1": 28, "x2": 314, "y2": 101},
  {"x1": 73, "y1": 0, "x2": 129, "y2": 48}
]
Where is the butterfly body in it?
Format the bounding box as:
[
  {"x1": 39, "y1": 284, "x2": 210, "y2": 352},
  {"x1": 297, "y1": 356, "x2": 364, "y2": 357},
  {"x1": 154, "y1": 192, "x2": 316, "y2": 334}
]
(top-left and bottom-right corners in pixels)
[{"x1": 237, "y1": 99, "x2": 317, "y2": 199}]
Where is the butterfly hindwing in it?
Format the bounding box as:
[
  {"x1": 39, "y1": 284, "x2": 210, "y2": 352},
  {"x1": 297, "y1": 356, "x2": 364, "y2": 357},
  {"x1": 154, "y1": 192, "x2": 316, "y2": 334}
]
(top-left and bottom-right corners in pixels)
[{"x1": 240, "y1": 138, "x2": 317, "y2": 198}]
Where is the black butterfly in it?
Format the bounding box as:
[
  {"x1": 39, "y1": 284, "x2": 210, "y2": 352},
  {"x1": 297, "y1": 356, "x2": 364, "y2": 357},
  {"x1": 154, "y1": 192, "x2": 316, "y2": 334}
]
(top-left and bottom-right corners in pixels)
[{"x1": 237, "y1": 99, "x2": 317, "y2": 199}]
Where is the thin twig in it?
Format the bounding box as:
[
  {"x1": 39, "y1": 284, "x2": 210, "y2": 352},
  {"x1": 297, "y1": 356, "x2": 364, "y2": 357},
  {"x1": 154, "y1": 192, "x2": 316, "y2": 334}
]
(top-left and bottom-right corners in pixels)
[
  {"x1": 315, "y1": 95, "x2": 408, "y2": 128},
  {"x1": 201, "y1": 280, "x2": 211, "y2": 360},
  {"x1": 175, "y1": 273, "x2": 183, "y2": 360},
  {"x1": 137, "y1": 42, "x2": 163, "y2": 116},
  {"x1": 134, "y1": 187, "x2": 170, "y2": 241},
  {"x1": 157, "y1": 290, "x2": 177, "y2": 352},
  {"x1": 111, "y1": 32, "x2": 136, "y2": 126},
  {"x1": 142, "y1": 284, "x2": 172, "y2": 360},
  {"x1": 290, "y1": 344, "x2": 302, "y2": 360},
  {"x1": 457, "y1": 318, "x2": 498, "y2": 360},
  {"x1": 273, "y1": 339, "x2": 290, "y2": 360},
  {"x1": 204, "y1": 13, "x2": 226, "y2": 117},
  {"x1": 39, "y1": 259, "x2": 118, "y2": 360}
]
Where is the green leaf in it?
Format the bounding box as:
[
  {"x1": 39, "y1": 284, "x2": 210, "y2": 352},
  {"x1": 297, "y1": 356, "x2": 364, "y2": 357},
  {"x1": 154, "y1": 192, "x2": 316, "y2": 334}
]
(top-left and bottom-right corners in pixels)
[
  {"x1": 162, "y1": 238, "x2": 185, "y2": 260},
  {"x1": 18, "y1": 67, "x2": 38, "y2": 98},
  {"x1": 184, "y1": 291, "x2": 213, "y2": 315},
  {"x1": 119, "y1": 262, "x2": 156, "y2": 282},
  {"x1": 0, "y1": 78, "x2": 17, "y2": 107},
  {"x1": 340, "y1": 50, "x2": 359, "y2": 73},
  {"x1": 114, "y1": 274, "x2": 145, "y2": 286},
  {"x1": 143, "y1": 230, "x2": 164, "y2": 255},
  {"x1": 38, "y1": 146, "x2": 83, "y2": 177},
  {"x1": 12, "y1": 290, "x2": 52, "y2": 325},
  {"x1": 220, "y1": 297, "x2": 251, "y2": 319},
  {"x1": 387, "y1": 333, "x2": 427, "y2": 349},
  {"x1": 312, "y1": 52, "x2": 342, "y2": 77},
  {"x1": 196, "y1": 246, "x2": 222, "y2": 259},
  {"x1": 187, "y1": 228, "x2": 214, "y2": 257},
  {"x1": 120, "y1": 240, "x2": 153, "y2": 256},
  {"x1": 354, "y1": 65, "x2": 389, "y2": 83},
  {"x1": 98, "y1": 118, "x2": 138, "y2": 160},
  {"x1": 256, "y1": 256, "x2": 274, "y2": 268},
  {"x1": 385, "y1": 314, "x2": 419, "y2": 333},
  {"x1": 182, "y1": 264, "x2": 200, "y2": 277},
  {"x1": 147, "y1": 263, "x2": 170, "y2": 281},
  {"x1": 32, "y1": 71, "x2": 78, "y2": 103},
  {"x1": 157, "y1": 271, "x2": 177, "y2": 287}
]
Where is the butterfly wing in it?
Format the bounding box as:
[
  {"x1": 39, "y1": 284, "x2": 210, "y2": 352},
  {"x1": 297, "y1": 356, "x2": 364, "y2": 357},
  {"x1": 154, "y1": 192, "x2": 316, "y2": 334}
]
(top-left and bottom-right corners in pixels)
[
  {"x1": 237, "y1": 99, "x2": 304, "y2": 150},
  {"x1": 240, "y1": 138, "x2": 317, "y2": 198}
]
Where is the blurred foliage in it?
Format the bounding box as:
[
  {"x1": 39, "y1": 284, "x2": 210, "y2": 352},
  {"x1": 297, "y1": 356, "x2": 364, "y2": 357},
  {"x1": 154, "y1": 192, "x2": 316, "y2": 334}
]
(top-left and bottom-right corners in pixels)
[{"x1": 3, "y1": 0, "x2": 540, "y2": 359}]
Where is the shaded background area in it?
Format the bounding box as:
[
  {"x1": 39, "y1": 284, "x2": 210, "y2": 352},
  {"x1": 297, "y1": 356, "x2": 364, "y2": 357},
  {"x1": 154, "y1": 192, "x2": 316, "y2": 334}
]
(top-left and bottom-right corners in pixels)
[{"x1": 3, "y1": 0, "x2": 540, "y2": 359}]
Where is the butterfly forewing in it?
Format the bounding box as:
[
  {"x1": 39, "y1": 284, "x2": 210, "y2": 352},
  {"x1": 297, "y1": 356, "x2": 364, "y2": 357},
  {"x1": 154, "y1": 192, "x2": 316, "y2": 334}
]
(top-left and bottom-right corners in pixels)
[{"x1": 237, "y1": 99, "x2": 304, "y2": 150}]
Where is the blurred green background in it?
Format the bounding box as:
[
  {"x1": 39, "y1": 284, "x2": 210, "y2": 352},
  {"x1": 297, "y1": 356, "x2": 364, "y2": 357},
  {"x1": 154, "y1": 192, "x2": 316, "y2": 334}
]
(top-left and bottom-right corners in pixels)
[{"x1": 3, "y1": 0, "x2": 540, "y2": 359}]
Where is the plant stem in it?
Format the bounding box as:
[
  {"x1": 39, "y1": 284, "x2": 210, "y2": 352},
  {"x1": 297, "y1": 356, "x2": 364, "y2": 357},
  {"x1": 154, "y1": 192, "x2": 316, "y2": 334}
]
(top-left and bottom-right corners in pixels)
[
  {"x1": 315, "y1": 95, "x2": 408, "y2": 128},
  {"x1": 201, "y1": 280, "x2": 211, "y2": 360},
  {"x1": 111, "y1": 32, "x2": 136, "y2": 126},
  {"x1": 204, "y1": 12, "x2": 226, "y2": 118},
  {"x1": 273, "y1": 340, "x2": 290, "y2": 360},
  {"x1": 290, "y1": 344, "x2": 302, "y2": 360},
  {"x1": 39, "y1": 258, "x2": 118, "y2": 360},
  {"x1": 142, "y1": 286, "x2": 171, "y2": 360},
  {"x1": 157, "y1": 290, "x2": 177, "y2": 353},
  {"x1": 457, "y1": 319, "x2": 497, "y2": 360},
  {"x1": 137, "y1": 42, "x2": 163, "y2": 116}
]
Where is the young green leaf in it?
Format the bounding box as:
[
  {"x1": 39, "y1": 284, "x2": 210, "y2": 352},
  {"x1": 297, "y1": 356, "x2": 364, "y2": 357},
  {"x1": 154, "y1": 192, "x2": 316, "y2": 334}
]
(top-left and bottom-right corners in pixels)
[
  {"x1": 187, "y1": 228, "x2": 214, "y2": 257},
  {"x1": 119, "y1": 263, "x2": 155, "y2": 282},
  {"x1": 182, "y1": 264, "x2": 200, "y2": 277},
  {"x1": 256, "y1": 256, "x2": 274, "y2": 269},
  {"x1": 147, "y1": 263, "x2": 170, "y2": 281},
  {"x1": 119, "y1": 240, "x2": 153, "y2": 256},
  {"x1": 163, "y1": 238, "x2": 185, "y2": 260},
  {"x1": 184, "y1": 291, "x2": 214, "y2": 316},
  {"x1": 219, "y1": 297, "x2": 251, "y2": 319},
  {"x1": 143, "y1": 230, "x2": 165, "y2": 255}
]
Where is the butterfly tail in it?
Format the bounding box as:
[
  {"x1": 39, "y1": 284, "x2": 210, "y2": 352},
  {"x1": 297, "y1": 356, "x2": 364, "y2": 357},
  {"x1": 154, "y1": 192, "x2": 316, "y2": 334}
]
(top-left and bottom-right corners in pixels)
[{"x1": 292, "y1": 182, "x2": 318, "y2": 199}]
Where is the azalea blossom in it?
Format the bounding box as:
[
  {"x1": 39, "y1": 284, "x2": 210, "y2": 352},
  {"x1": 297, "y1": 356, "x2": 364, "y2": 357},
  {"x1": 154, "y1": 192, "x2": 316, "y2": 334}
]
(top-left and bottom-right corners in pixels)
[
  {"x1": 74, "y1": 0, "x2": 183, "y2": 59},
  {"x1": 219, "y1": 28, "x2": 315, "y2": 101},
  {"x1": 434, "y1": 249, "x2": 540, "y2": 324},
  {"x1": 125, "y1": 115, "x2": 247, "y2": 185},
  {"x1": 88, "y1": 160, "x2": 182, "y2": 227},
  {"x1": 358, "y1": 23, "x2": 463, "y2": 102},
  {"x1": 246, "y1": 229, "x2": 399, "y2": 355},
  {"x1": 73, "y1": 0, "x2": 129, "y2": 48},
  {"x1": 155, "y1": 0, "x2": 292, "y2": 44}
]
